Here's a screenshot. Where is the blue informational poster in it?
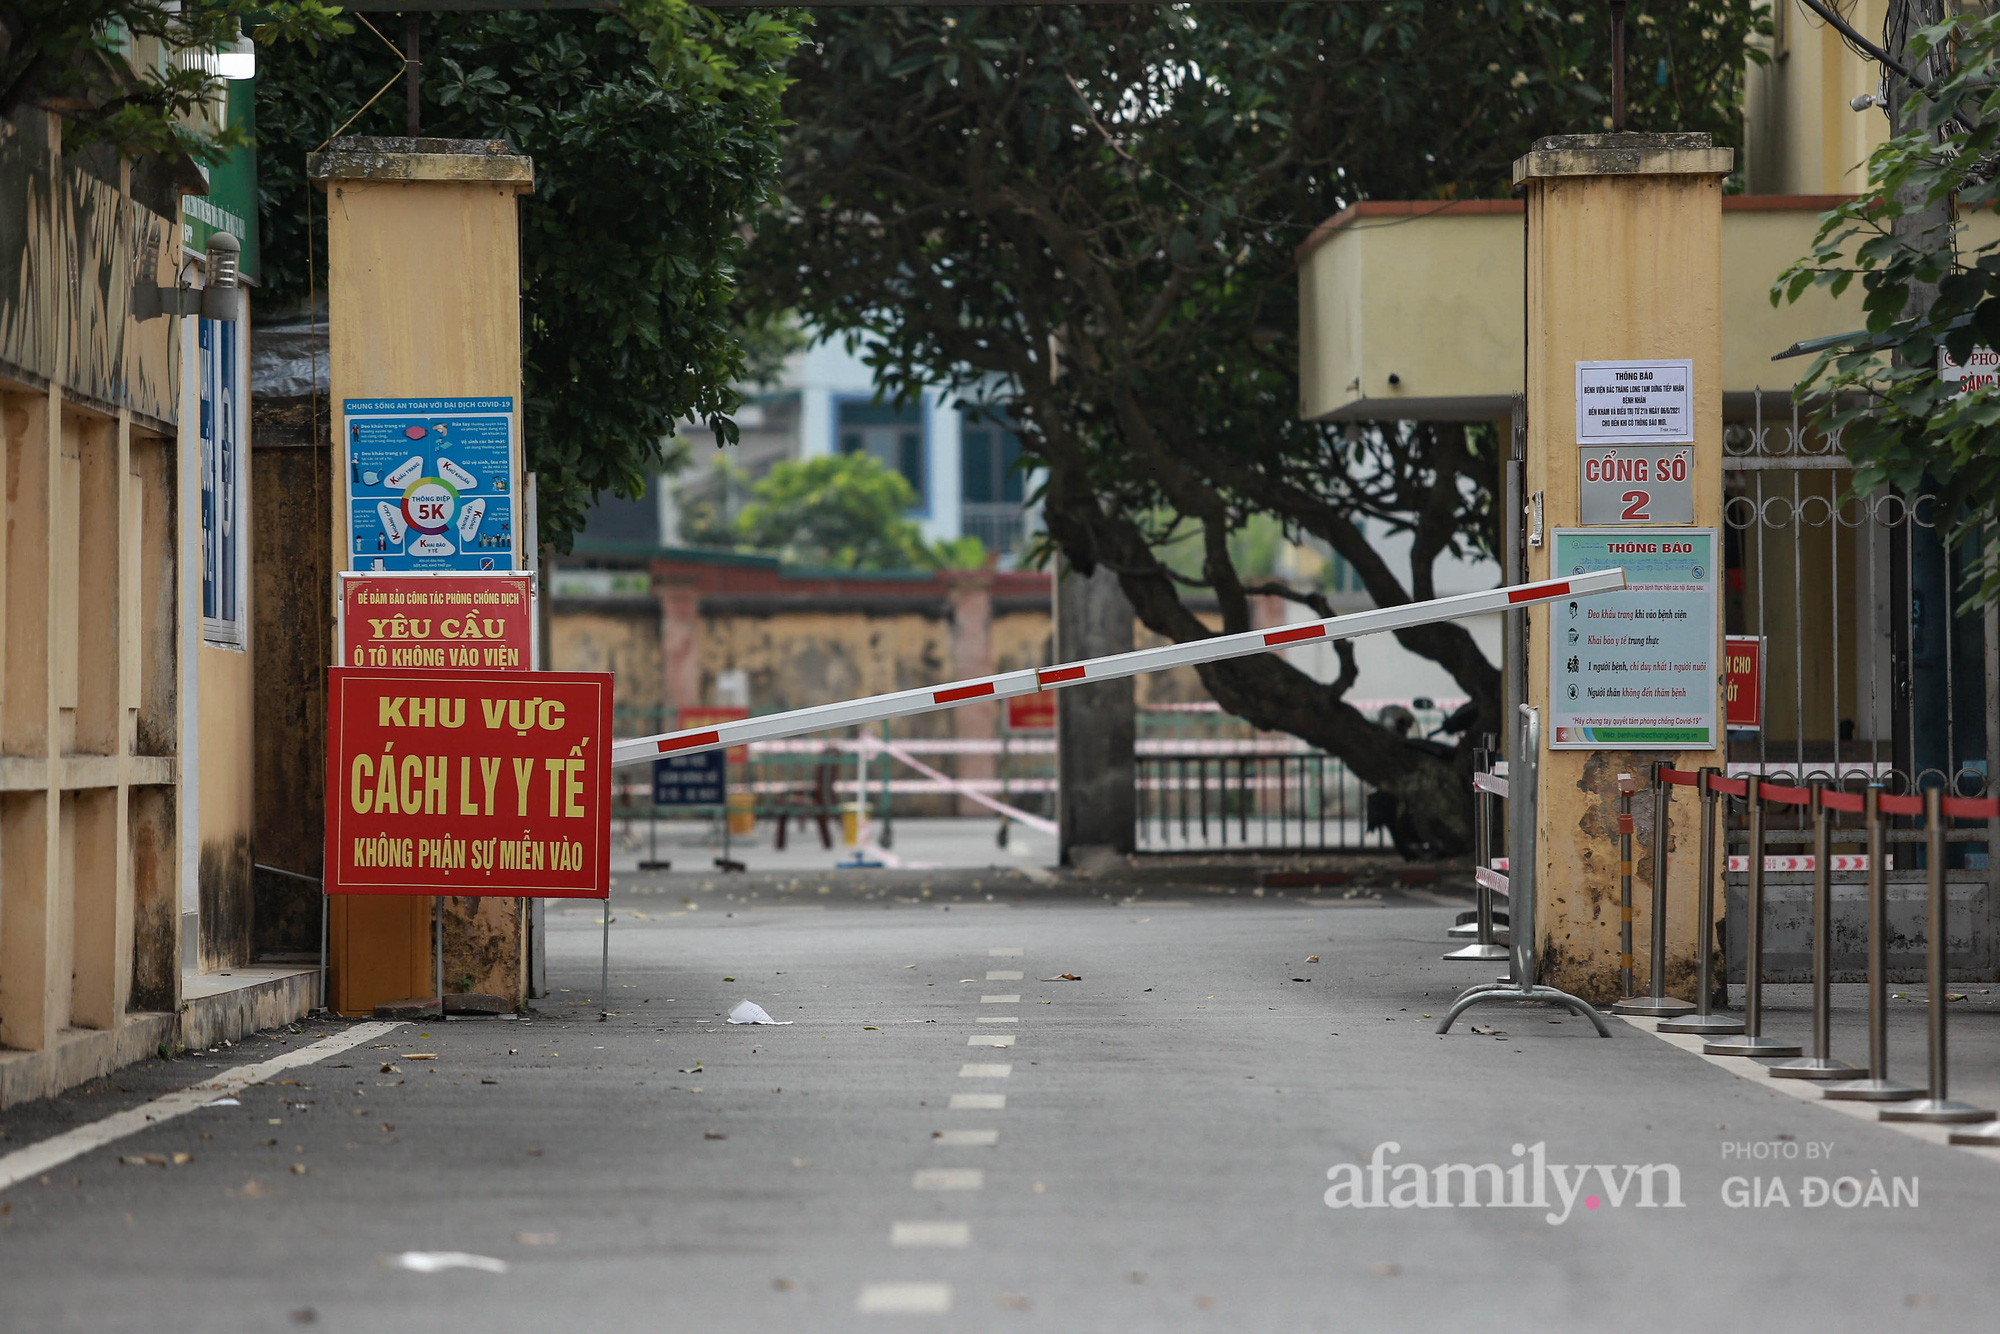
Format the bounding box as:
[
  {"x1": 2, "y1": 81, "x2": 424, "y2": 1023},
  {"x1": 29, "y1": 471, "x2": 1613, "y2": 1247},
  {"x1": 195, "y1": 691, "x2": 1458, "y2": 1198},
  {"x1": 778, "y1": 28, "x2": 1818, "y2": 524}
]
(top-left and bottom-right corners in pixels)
[
  {"x1": 342, "y1": 397, "x2": 516, "y2": 571},
  {"x1": 1547, "y1": 528, "x2": 1718, "y2": 750},
  {"x1": 653, "y1": 752, "x2": 726, "y2": 806}
]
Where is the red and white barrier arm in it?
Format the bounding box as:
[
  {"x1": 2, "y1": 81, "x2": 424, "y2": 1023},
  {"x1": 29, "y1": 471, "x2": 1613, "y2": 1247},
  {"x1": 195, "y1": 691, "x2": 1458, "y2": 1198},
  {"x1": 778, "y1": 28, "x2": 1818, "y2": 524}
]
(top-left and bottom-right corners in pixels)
[{"x1": 609, "y1": 569, "x2": 1627, "y2": 768}]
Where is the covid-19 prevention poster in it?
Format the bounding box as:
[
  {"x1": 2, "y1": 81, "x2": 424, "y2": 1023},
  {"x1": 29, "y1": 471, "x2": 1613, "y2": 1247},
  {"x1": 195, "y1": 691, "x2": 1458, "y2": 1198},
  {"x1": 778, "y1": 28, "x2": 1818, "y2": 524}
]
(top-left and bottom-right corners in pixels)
[
  {"x1": 342, "y1": 397, "x2": 517, "y2": 572},
  {"x1": 1547, "y1": 528, "x2": 1718, "y2": 750}
]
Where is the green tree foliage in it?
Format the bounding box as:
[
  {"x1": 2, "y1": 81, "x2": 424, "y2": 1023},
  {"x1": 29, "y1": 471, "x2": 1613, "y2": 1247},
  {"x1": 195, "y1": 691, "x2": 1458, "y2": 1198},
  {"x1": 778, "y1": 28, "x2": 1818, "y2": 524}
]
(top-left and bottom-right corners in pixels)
[
  {"x1": 746, "y1": 0, "x2": 1761, "y2": 852},
  {"x1": 1, "y1": 0, "x2": 345, "y2": 162},
  {"x1": 254, "y1": 1, "x2": 796, "y2": 549},
  {"x1": 1775, "y1": 9, "x2": 2000, "y2": 605},
  {"x1": 734, "y1": 452, "x2": 927, "y2": 569}
]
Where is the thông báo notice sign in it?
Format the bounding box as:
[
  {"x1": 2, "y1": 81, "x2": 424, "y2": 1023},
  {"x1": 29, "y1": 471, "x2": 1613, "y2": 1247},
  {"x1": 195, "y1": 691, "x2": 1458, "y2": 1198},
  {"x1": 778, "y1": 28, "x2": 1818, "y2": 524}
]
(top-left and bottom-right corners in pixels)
[
  {"x1": 1574, "y1": 359, "x2": 1694, "y2": 445},
  {"x1": 1547, "y1": 529, "x2": 1717, "y2": 750},
  {"x1": 325, "y1": 669, "x2": 613, "y2": 897}
]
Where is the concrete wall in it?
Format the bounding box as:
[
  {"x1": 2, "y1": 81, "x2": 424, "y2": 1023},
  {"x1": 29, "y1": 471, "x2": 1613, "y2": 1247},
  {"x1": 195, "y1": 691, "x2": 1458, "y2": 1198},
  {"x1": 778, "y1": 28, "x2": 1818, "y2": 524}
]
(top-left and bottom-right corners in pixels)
[
  {"x1": 0, "y1": 112, "x2": 189, "y2": 1103},
  {"x1": 1296, "y1": 197, "x2": 1947, "y2": 425}
]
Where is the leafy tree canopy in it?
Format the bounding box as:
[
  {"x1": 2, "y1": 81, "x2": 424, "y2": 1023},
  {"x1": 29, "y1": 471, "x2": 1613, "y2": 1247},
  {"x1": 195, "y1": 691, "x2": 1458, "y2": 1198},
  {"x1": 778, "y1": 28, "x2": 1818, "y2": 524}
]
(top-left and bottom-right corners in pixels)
[
  {"x1": 2, "y1": 0, "x2": 346, "y2": 162},
  {"x1": 735, "y1": 452, "x2": 928, "y2": 569},
  {"x1": 255, "y1": 0, "x2": 797, "y2": 549},
  {"x1": 1775, "y1": 8, "x2": 2000, "y2": 605},
  {"x1": 744, "y1": 0, "x2": 1762, "y2": 852}
]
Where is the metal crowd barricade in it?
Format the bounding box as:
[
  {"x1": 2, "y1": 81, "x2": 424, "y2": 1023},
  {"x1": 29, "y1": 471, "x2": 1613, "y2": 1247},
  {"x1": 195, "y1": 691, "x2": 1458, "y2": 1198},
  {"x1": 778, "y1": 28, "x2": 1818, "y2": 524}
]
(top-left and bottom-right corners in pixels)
[
  {"x1": 1435, "y1": 705, "x2": 1610, "y2": 1037},
  {"x1": 1444, "y1": 745, "x2": 1508, "y2": 963}
]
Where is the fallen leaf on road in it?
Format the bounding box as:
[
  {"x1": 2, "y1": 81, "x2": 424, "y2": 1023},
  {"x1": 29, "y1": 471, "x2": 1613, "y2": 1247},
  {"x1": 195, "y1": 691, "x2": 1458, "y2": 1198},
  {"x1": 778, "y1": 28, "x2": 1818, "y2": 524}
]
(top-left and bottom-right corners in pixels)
[
  {"x1": 1468, "y1": 1025, "x2": 1507, "y2": 1037},
  {"x1": 704, "y1": 1131, "x2": 727, "y2": 1140},
  {"x1": 380, "y1": 1064, "x2": 400, "y2": 1074},
  {"x1": 1306, "y1": 955, "x2": 1320, "y2": 963},
  {"x1": 172, "y1": 1153, "x2": 192, "y2": 1165},
  {"x1": 1039, "y1": 974, "x2": 1082, "y2": 982},
  {"x1": 290, "y1": 1164, "x2": 308, "y2": 1175}
]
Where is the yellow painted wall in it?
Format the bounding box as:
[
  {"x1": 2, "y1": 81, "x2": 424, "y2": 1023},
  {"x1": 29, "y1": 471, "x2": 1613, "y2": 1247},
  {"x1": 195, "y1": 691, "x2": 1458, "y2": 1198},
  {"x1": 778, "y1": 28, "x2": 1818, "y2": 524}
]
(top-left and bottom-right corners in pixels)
[
  {"x1": 196, "y1": 640, "x2": 254, "y2": 969},
  {"x1": 1300, "y1": 200, "x2": 1879, "y2": 423},
  {"x1": 1520, "y1": 139, "x2": 1731, "y2": 1004},
  {"x1": 315, "y1": 142, "x2": 533, "y2": 1013},
  {"x1": 1744, "y1": 0, "x2": 1890, "y2": 196}
]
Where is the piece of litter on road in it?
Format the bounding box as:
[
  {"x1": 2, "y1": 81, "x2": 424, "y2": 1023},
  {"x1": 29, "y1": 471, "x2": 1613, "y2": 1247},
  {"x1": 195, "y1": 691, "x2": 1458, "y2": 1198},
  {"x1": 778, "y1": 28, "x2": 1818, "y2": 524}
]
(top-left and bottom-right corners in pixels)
[
  {"x1": 206, "y1": 1097, "x2": 240, "y2": 1107},
  {"x1": 393, "y1": 1252, "x2": 509, "y2": 1275},
  {"x1": 400, "y1": 1053, "x2": 437, "y2": 1060},
  {"x1": 1306, "y1": 955, "x2": 1320, "y2": 963},
  {"x1": 704, "y1": 1132, "x2": 727, "y2": 1140},
  {"x1": 727, "y1": 1001, "x2": 793, "y2": 1025},
  {"x1": 1468, "y1": 1025, "x2": 1507, "y2": 1037}
]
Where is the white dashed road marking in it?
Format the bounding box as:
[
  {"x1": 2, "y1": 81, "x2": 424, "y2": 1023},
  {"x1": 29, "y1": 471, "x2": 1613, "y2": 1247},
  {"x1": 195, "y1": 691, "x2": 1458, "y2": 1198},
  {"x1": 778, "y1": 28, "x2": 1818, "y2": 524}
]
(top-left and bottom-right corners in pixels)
[
  {"x1": 981, "y1": 995, "x2": 1021, "y2": 1004},
  {"x1": 857, "y1": 1282, "x2": 953, "y2": 1314},
  {"x1": 959, "y1": 1063, "x2": 1011, "y2": 1078},
  {"x1": 967, "y1": 1035, "x2": 1015, "y2": 1047},
  {"x1": 932, "y1": 1129, "x2": 999, "y2": 1147},
  {"x1": 913, "y1": 1168, "x2": 985, "y2": 1190},
  {"x1": 891, "y1": 1221, "x2": 971, "y2": 1248},
  {"x1": 950, "y1": 1093, "x2": 1006, "y2": 1110}
]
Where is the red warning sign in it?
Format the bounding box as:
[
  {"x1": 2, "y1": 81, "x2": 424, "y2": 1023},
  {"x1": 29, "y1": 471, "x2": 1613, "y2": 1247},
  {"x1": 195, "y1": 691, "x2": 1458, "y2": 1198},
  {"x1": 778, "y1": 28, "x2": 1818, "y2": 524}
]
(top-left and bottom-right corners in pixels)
[
  {"x1": 338, "y1": 573, "x2": 534, "y2": 671},
  {"x1": 325, "y1": 669, "x2": 613, "y2": 898}
]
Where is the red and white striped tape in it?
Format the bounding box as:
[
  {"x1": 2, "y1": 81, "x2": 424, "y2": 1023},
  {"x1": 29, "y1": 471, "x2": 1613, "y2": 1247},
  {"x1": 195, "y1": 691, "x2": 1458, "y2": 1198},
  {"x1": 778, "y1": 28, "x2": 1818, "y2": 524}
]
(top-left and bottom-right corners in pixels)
[
  {"x1": 610, "y1": 570, "x2": 1626, "y2": 767},
  {"x1": 1727, "y1": 855, "x2": 1891, "y2": 872}
]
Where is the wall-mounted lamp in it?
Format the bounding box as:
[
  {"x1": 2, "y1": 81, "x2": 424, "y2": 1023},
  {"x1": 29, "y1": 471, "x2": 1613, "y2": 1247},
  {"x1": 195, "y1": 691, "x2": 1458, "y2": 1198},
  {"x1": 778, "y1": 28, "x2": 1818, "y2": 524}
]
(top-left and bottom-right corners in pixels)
[{"x1": 133, "y1": 230, "x2": 243, "y2": 322}]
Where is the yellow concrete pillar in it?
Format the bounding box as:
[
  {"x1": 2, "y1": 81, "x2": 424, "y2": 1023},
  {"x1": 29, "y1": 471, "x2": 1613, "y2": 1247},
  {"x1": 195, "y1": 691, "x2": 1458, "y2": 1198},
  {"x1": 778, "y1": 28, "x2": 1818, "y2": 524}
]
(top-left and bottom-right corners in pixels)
[
  {"x1": 309, "y1": 137, "x2": 535, "y2": 1015},
  {"x1": 1516, "y1": 134, "x2": 1732, "y2": 1004}
]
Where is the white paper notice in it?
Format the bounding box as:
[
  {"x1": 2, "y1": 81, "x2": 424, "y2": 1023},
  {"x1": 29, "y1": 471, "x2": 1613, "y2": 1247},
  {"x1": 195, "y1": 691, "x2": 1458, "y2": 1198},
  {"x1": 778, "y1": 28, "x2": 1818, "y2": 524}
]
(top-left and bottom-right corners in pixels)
[{"x1": 1575, "y1": 359, "x2": 1694, "y2": 445}]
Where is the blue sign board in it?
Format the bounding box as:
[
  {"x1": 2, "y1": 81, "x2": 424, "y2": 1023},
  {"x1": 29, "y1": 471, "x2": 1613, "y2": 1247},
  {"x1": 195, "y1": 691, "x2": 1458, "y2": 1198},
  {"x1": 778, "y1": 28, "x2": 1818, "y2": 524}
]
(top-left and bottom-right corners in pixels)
[
  {"x1": 343, "y1": 397, "x2": 516, "y2": 572},
  {"x1": 653, "y1": 751, "x2": 726, "y2": 806}
]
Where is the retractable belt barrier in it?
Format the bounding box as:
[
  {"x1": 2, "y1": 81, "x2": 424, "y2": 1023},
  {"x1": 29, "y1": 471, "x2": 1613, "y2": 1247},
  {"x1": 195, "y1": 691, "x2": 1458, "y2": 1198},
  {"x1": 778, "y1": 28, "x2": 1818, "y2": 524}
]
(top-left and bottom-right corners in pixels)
[
  {"x1": 1434, "y1": 705, "x2": 1612, "y2": 1037},
  {"x1": 608, "y1": 571, "x2": 1629, "y2": 767},
  {"x1": 1621, "y1": 767, "x2": 2000, "y2": 1130}
]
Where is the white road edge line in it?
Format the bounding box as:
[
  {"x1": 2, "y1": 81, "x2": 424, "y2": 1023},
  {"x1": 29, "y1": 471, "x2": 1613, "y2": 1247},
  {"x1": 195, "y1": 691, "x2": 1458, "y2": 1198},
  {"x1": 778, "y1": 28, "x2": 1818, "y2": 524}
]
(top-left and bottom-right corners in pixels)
[
  {"x1": 0, "y1": 1021, "x2": 406, "y2": 1193},
  {"x1": 1617, "y1": 1014, "x2": 2000, "y2": 1164}
]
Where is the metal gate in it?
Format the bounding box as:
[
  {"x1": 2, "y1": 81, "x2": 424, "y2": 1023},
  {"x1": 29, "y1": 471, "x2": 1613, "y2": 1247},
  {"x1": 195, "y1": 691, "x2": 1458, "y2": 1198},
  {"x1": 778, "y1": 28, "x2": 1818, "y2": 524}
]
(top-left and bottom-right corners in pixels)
[{"x1": 1721, "y1": 389, "x2": 1998, "y2": 981}]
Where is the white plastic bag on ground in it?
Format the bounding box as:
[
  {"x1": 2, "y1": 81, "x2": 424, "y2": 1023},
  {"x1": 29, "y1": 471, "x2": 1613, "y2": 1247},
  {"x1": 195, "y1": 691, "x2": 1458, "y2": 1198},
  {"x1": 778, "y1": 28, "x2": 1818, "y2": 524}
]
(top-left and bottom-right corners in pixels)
[
  {"x1": 393, "y1": 1252, "x2": 509, "y2": 1274},
  {"x1": 728, "y1": 1001, "x2": 793, "y2": 1025}
]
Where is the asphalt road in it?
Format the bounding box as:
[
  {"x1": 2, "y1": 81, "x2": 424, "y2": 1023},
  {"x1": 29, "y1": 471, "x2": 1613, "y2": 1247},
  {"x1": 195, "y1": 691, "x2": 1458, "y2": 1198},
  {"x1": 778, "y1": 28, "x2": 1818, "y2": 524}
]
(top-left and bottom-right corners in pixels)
[{"x1": 4, "y1": 877, "x2": 1998, "y2": 1332}]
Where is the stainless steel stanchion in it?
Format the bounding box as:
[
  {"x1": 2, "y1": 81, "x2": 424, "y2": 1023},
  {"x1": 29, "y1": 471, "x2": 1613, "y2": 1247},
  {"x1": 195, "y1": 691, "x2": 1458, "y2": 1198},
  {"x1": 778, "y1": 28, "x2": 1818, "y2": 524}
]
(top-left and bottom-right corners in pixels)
[
  {"x1": 1613, "y1": 762, "x2": 1695, "y2": 1017},
  {"x1": 1658, "y1": 768, "x2": 1745, "y2": 1035},
  {"x1": 1886, "y1": 788, "x2": 1995, "y2": 1125},
  {"x1": 1446, "y1": 746, "x2": 1509, "y2": 963},
  {"x1": 1705, "y1": 774, "x2": 1801, "y2": 1057},
  {"x1": 1771, "y1": 782, "x2": 1866, "y2": 1080},
  {"x1": 598, "y1": 899, "x2": 611, "y2": 1022},
  {"x1": 1823, "y1": 784, "x2": 1922, "y2": 1101},
  {"x1": 1616, "y1": 773, "x2": 1636, "y2": 999},
  {"x1": 434, "y1": 894, "x2": 446, "y2": 1021}
]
